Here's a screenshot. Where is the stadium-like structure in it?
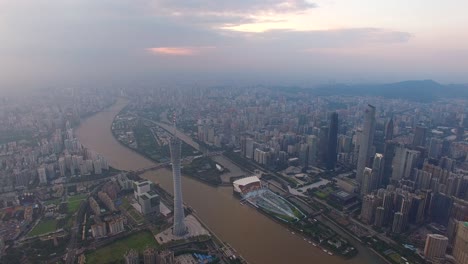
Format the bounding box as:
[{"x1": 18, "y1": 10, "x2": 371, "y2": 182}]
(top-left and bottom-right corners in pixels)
[{"x1": 233, "y1": 176, "x2": 305, "y2": 222}]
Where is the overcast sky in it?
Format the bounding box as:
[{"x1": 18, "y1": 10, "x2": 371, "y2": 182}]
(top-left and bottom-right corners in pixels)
[{"x1": 1, "y1": 0, "x2": 468, "y2": 91}]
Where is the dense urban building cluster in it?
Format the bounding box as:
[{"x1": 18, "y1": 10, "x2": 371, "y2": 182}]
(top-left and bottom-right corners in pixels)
[
  {"x1": 0, "y1": 89, "x2": 117, "y2": 261},
  {"x1": 0, "y1": 84, "x2": 467, "y2": 264},
  {"x1": 124, "y1": 85, "x2": 467, "y2": 263}
]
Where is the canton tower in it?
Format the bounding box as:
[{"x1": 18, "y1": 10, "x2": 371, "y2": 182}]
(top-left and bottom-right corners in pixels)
[{"x1": 169, "y1": 114, "x2": 187, "y2": 236}]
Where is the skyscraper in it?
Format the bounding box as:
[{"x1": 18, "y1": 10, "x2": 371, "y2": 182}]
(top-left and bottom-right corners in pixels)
[
  {"x1": 382, "y1": 141, "x2": 398, "y2": 186},
  {"x1": 413, "y1": 125, "x2": 427, "y2": 147},
  {"x1": 326, "y1": 112, "x2": 338, "y2": 170},
  {"x1": 319, "y1": 126, "x2": 329, "y2": 165},
  {"x1": 169, "y1": 138, "x2": 187, "y2": 236},
  {"x1": 371, "y1": 153, "x2": 384, "y2": 188},
  {"x1": 385, "y1": 117, "x2": 394, "y2": 140},
  {"x1": 361, "y1": 194, "x2": 379, "y2": 224},
  {"x1": 306, "y1": 135, "x2": 318, "y2": 166},
  {"x1": 391, "y1": 147, "x2": 420, "y2": 181},
  {"x1": 361, "y1": 167, "x2": 374, "y2": 196},
  {"x1": 392, "y1": 212, "x2": 405, "y2": 234},
  {"x1": 357, "y1": 104, "x2": 376, "y2": 184},
  {"x1": 374, "y1": 206, "x2": 385, "y2": 227}
]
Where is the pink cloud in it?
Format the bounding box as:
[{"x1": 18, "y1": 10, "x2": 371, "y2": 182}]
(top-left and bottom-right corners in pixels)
[{"x1": 146, "y1": 46, "x2": 214, "y2": 56}]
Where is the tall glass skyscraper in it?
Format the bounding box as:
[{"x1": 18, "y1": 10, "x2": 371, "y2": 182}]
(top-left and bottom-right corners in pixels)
[
  {"x1": 357, "y1": 104, "x2": 376, "y2": 185},
  {"x1": 326, "y1": 112, "x2": 338, "y2": 170}
]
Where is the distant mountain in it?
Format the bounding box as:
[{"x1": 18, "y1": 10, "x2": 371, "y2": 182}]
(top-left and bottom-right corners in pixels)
[{"x1": 311, "y1": 80, "x2": 468, "y2": 102}]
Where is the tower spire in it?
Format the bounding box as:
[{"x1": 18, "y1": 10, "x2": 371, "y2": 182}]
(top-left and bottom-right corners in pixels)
[{"x1": 172, "y1": 111, "x2": 177, "y2": 136}]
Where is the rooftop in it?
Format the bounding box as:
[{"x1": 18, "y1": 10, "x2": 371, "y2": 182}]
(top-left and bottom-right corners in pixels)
[{"x1": 233, "y1": 176, "x2": 260, "y2": 186}]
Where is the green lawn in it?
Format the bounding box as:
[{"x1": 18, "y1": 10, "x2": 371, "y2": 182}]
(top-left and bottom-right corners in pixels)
[
  {"x1": 86, "y1": 231, "x2": 159, "y2": 264},
  {"x1": 44, "y1": 198, "x2": 62, "y2": 206},
  {"x1": 68, "y1": 200, "x2": 83, "y2": 214},
  {"x1": 314, "y1": 187, "x2": 335, "y2": 199},
  {"x1": 68, "y1": 194, "x2": 87, "y2": 214},
  {"x1": 69, "y1": 193, "x2": 87, "y2": 202},
  {"x1": 28, "y1": 219, "x2": 58, "y2": 237}
]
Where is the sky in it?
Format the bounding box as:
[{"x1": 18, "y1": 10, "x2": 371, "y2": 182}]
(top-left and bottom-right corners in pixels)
[{"x1": 1, "y1": 0, "x2": 468, "y2": 91}]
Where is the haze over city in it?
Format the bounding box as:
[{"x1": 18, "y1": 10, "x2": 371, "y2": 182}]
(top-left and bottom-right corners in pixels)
[{"x1": 1, "y1": 0, "x2": 468, "y2": 91}]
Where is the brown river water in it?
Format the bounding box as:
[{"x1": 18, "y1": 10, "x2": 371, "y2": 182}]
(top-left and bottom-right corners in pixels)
[{"x1": 76, "y1": 98, "x2": 384, "y2": 264}]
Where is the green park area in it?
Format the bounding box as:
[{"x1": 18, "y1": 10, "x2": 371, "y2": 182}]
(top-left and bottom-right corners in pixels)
[
  {"x1": 44, "y1": 198, "x2": 62, "y2": 206},
  {"x1": 86, "y1": 231, "x2": 159, "y2": 264},
  {"x1": 67, "y1": 194, "x2": 87, "y2": 214},
  {"x1": 313, "y1": 186, "x2": 335, "y2": 199},
  {"x1": 28, "y1": 219, "x2": 58, "y2": 237}
]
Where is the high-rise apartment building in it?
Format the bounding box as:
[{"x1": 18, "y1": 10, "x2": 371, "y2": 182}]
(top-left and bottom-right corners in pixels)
[
  {"x1": 424, "y1": 234, "x2": 448, "y2": 261},
  {"x1": 453, "y1": 222, "x2": 468, "y2": 264}
]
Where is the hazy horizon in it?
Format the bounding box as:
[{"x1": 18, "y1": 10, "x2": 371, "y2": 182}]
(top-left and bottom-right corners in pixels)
[{"x1": 1, "y1": 0, "x2": 468, "y2": 91}]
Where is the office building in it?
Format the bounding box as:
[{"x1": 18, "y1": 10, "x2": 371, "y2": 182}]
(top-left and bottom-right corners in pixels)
[
  {"x1": 385, "y1": 117, "x2": 394, "y2": 140},
  {"x1": 357, "y1": 104, "x2": 376, "y2": 183},
  {"x1": 307, "y1": 135, "x2": 318, "y2": 166},
  {"x1": 372, "y1": 153, "x2": 384, "y2": 188},
  {"x1": 382, "y1": 141, "x2": 398, "y2": 186},
  {"x1": 326, "y1": 112, "x2": 338, "y2": 170},
  {"x1": 133, "y1": 180, "x2": 153, "y2": 200},
  {"x1": 413, "y1": 126, "x2": 428, "y2": 147},
  {"x1": 361, "y1": 167, "x2": 374, "y2": 196},
  {"x1": 138, "y1": 190, "x2": 160, "y2": 215},
  {"x1": 392, "y1": 147, "x2": 420, "y2": 181}
]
